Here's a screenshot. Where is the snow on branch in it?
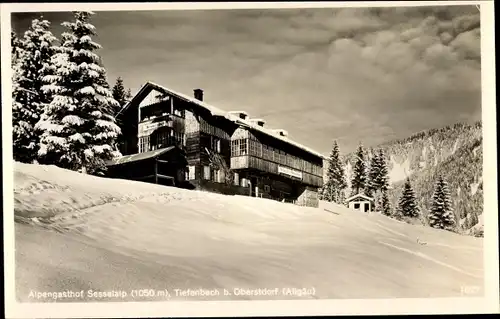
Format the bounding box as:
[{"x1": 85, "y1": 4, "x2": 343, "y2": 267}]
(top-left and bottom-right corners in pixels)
[{"x1": 62, "y1": 115, "x2": 85, "y2": 126}]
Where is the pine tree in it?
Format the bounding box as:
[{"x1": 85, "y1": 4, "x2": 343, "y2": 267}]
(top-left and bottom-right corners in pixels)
[
  {"x1": 112, "y1": 77, "x2": 127, "y2": 114},
  {"x1": 462, "y1": 215, "x2": 470, "y2": 230},
  {"x1": 428, "y1": 175, "x2": 455, "y2": 231},
  {"x1": 350, "y1": 143, "x2": 367, "y2": 196},
  {"x1": 12, "y1": 31, "x2": 25, "y2": 161},
  {"x1": 323, "y1": 141, "x2": 347, "y2": 203},
  {"x1": 397, "y1": 177, "x2": 420, "y2": 218},
  {"x1": 381, "y1": 189, "x2": 392, "y2": 216},
  {"x1": 470, "y1": 212, "x2": 479, "y2": 227},
  {"x1": 12, "y1": 18, "x2": 59, "y2": 163},
  {"x1": 376, "y1": 149, "x2": 389, "y2": 192},
  {"x1": 367, "y1": 148, "x2": 390, "y2": 200},
  {"x1": 36, "y1": 11, "x2": 121, "y2": 174}
]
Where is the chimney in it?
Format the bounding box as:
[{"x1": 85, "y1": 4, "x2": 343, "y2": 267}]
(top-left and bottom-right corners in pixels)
[{"x1": 194, "y1": 89, "x2": 203, "y2": 101}]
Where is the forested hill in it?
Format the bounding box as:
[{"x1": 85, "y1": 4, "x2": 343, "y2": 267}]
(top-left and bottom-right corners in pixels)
[{"x1": 343, "y1": 121, "x2": 483, "y2": 235}]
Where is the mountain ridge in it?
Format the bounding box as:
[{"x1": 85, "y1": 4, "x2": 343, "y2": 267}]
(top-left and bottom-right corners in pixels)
[{"x1": 341, "y1": 121, "x2": 483, "y2": 235}]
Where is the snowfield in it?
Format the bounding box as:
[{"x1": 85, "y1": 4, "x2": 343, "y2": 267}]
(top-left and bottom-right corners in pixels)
[{"x1": 13, "y1": 163, "x2": 483, "y2": 302}]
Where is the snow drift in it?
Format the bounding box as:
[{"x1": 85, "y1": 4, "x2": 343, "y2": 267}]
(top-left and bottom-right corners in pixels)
[{"x1": 13, "y1": 163, "x2": 484, "y2": 302}]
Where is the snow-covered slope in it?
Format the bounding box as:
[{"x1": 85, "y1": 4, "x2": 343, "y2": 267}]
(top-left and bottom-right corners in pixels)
[{"x1": 13, "y1": 163, "x2": 483, "y2": 302}]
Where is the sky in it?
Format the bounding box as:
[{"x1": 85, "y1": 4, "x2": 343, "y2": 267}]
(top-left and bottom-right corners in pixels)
[{"x1": 12, "y1": 5, "x2": 482, "y2": 155}]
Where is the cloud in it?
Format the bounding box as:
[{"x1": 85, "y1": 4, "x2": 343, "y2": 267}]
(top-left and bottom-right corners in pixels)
[
  {"x1": 11, "y1": 5, "x2": 481, "y2": 154},
  {"x1": 449, "y1": 29, "x2": 481, "y2": 61}
]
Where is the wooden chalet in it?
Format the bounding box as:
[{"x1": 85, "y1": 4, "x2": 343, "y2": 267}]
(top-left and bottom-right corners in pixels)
[
  {"x1": 109, "y1": 82, "x2": 325, "y2": 207},
  {"x1": 346, "y1": 193, "x2": 375, "y2": 212}
]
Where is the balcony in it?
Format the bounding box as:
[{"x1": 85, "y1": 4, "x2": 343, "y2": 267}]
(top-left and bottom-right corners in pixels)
[{"x1": 230, "y1": 138, "x2": 323, "y2": 187}]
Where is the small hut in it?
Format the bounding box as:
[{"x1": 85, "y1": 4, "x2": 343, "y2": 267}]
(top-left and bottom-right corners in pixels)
[{"x1": 346, "y1": 193, "x2": 375, "y2": 212}]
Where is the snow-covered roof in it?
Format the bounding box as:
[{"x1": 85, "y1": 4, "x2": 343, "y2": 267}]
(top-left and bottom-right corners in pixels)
[
  {"x1": 106, "y1": 146, "x2": 176, "y2": 166},
  {"x1": 346, "y1": 193, "x2": 374, "y2": 202},
  {"x1": 117, "y1": 82, "x2": 327, "y2": 160}
]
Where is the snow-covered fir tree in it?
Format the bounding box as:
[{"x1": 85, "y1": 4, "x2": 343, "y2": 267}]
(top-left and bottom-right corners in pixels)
[
  {"x1": 96, "y1": 65, "x2": 118, "y2": 116},
  {"x1": 11, "y1": 30, "x2": 23, "y2": 65},
  {"x1": 367, "y1": 149, "x2": 390, "y2": 196},
  {"x1": 12, "y1": 31, "x2": 25, "y2": 161},
  {"x1": 36, "y1": 11, "x2": 121, "y2": 174},
  {"x1": 428, "y1": 175, "x2": 456, "y2": 231},
  {"x1": 381, "y1": 189, "x2": 392, "y2": 216},
  {"x1": 374, "y1": 149, "x2": 390, "y2": 211},
  {"x1": 112, "y1": 77, "x2": 131, "y2": 115},
  {"x1": 397, "y1": 177, "x2": 420, "y2": 218},
  {"x1": 12, "y1": 18, "x2": 59, "y2": 163},
  {"x1": 322, "y1": 141, "x2": 347, "y2": 203},
  {"x1": 350, "y1": 143, "x2": 367, "y2": 196},
  {"x1": 375, "y1": 149, "x2": 389, "y2": 192}
]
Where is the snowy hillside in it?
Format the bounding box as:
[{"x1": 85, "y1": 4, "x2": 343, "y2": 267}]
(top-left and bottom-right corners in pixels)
[
  {"x1": 343, "y1": 121, "x2": 483, "y2": 234},
  {"x1": 14, "y1": 163, "x2": 483, "y2": 302}
]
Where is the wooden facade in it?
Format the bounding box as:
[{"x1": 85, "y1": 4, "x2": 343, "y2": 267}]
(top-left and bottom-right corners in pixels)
[{"x1": 111, "y1": 82, "x2": 324, "y2": 207}]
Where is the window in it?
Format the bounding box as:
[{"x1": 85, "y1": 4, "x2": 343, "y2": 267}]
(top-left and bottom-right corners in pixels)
[
  {"x1": 239, "y1": 139, "x2": 248, "y2": 156},
  {"x1": 156, "y1": 131, "x2": 168, "y2": 149},
  {"x1": 139, "y1": 136, "x2": 150, "y2": 153},
  {"x1": 262, "y1": 145, "x2": 269, "y2": 160},
  {"x1": 280, "y1": 151, "x2": 286, "y2": 165},
  {"x1": 264, "y1": 185, "x2": 270, "y2": 193},
  {"x1": 354, "y1": 203, "x2": 360, "y2": 209},
  {"x1": 174, "y1": 131, "x2": 185, "y2": 145},
  {"x1": 173, "y1": 108, "x2": 185, "y2": 118},
  {"x1": 212, "y1": 169, "x2": 223, "y2": 183},
  {"x1": 240, "y1": 178, "x2": 247, "y2": 187},
  {"x1": 233, "y1": 172, "x2": 239, "y2": 186},
  {"x1": 203, "y1": 166, "x2": 211, "y2": 180},
  {"x1": 211, "y1": 136, "x2": 221, "y2": 153},
  {"x1": 249, "y1": 139, "x2": 261, "y2": 156},
  {"x1": 188, "y1": 166, "x2": 195, "y2": 180},
  {"x1": 287, "y1": 154, "x2": 293, "y2": 167},
  {"x1": 231, "y1": 140, "x2": 240, "y2": 157},
  {"x1": 231, "y1": 139, "x2": 247, "y2": 157}
]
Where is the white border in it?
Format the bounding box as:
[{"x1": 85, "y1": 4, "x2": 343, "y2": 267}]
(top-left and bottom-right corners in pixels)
[{"x1": 2, "y1": 1, "x2": 498, "y2": 318}]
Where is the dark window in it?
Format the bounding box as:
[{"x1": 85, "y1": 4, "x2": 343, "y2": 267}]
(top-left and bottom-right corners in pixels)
[
  {"x1": 211, "y1": 136, "x2": 221, "y2": 153},
  {"x1": 354, "y1": 203, "x2": 360, "y2": 209}
]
